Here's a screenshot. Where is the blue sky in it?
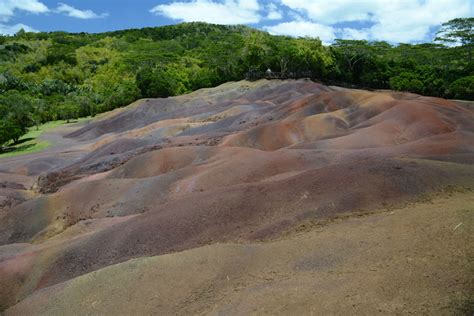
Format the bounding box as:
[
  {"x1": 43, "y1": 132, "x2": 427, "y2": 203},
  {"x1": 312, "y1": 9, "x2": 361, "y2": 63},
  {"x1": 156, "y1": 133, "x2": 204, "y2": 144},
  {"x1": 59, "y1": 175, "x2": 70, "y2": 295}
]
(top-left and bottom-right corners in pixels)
[{"x1": 1, "y1": 0, "x2": 473, "y2": 44}]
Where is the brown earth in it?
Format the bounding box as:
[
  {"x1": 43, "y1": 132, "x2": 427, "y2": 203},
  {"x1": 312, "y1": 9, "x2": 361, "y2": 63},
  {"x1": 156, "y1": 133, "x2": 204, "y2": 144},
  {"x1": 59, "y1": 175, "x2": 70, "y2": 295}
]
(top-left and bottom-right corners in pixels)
[
  {"x1": 5, "y1": 191, "x2": 474, "y2": 315},
  {"x1": 0, "y1": 79, "x2": 473, "y2": 313}
]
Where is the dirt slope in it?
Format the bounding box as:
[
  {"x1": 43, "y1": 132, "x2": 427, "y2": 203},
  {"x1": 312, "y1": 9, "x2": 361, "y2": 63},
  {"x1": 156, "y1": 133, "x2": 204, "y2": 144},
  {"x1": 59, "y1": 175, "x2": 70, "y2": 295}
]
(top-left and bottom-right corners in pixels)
[
  {"x1": 0, "y1": 79, "x2": 473, "y2": 312},
  {"x1": 6, "y1": 191, "x2": 473, "y2": 315}
]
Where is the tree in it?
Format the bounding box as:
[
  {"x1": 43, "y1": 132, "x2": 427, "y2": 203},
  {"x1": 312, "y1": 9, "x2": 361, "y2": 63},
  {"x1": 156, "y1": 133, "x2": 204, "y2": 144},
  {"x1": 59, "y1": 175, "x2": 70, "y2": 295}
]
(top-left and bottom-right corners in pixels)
[
  {"x1": 0, "y1": 120, "x2": 24, "y2": 147},
  {"x1": 136, "y1": 63, "x2": 189, "y2": 98},
  {"x1": 449, "y1": 75, "x2": 474, "y2": 100},
  {"x1": 57, "y1": 102, "x2": 79, "y2": 123},
  {"x1": 243, "y1": 31, "x2": 271, "y2": 72},
  {"x1": 0, "y1": 91, "x2": 33, "y2": 145},
  {"x1": 14, "y1": 28, "x2": 27, "y2": 39},
  {"x1": 331, "y1": 39, "x2": 376, "y2": 83},
  {"x1": 435, "y1": 18, "x2": 474, "y2": 63},
  {"x1": 332, "y1": 40, "x2": 373, "y2": 72},
  {"x1": 389, "y1": 72, "x2": 424, "y2": 94},
  {"x1": 294, "y1": 38, "x2": 333, "y2": 78}
]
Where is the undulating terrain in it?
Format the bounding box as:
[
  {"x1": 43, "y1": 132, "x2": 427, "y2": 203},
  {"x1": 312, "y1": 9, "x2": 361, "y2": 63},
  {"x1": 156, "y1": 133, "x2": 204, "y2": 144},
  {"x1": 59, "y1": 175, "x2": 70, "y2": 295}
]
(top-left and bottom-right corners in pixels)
[{"x1": 0, "y1": 79, "x2": 473, "y2": 314}]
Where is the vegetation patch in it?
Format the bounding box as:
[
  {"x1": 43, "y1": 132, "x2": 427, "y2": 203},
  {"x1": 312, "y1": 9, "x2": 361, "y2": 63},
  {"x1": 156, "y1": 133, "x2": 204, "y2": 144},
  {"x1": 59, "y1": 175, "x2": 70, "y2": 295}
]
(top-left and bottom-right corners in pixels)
[{"x1": 0, "y1": 119, "x2": 77, "y2": 158}]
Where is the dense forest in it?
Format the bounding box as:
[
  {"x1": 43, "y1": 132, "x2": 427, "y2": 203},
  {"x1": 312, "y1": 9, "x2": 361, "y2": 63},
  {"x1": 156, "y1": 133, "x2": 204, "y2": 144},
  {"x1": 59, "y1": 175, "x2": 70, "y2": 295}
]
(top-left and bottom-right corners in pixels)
[{"x1": 0, "y1": 18, "x2": 473, "y2": 147}]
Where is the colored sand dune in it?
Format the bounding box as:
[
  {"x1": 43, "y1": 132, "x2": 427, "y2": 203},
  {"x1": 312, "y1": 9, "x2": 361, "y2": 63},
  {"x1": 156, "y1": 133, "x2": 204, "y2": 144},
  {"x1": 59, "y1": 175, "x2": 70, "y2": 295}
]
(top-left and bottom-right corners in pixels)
[{"x1": 0, "y1": 80, "x2": 473, "y2": 314}]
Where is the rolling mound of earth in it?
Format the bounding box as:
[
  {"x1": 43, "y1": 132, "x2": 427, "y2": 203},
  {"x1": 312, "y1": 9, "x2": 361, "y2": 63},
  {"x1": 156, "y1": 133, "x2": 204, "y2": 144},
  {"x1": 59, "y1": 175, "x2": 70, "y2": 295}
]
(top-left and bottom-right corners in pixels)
[{"x1": 0, "y1": 79, "x2": 473, "y2": 314}]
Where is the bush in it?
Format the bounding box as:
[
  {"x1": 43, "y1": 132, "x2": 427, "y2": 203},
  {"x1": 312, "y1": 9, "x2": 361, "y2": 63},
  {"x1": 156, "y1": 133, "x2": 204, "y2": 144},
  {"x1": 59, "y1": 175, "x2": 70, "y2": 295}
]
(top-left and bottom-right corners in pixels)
[
  {"x1": 449, "y1": 76, "x2": 474, "y2": 100},
  {"x1": 389, "y1": 72, "x2": 424, "y2": 94},
  {"x1": 136, "y1": 64, "x2": 189, "y2": 98}
]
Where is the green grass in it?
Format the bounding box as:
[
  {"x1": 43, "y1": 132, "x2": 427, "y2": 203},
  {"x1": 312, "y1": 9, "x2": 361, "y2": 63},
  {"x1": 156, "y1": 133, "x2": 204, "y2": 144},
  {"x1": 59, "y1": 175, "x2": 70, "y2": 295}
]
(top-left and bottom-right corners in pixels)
[{"x1": 0, "y1": 118, "x2": 89, "y2": 159}]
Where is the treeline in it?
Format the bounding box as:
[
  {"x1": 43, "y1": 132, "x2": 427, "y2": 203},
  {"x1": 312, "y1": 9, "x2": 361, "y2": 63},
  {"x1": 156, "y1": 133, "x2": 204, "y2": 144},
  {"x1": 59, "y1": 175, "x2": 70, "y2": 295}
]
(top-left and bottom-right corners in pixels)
[{"x1": 0, "y1": 19, "x2": 473, "y2": 146}]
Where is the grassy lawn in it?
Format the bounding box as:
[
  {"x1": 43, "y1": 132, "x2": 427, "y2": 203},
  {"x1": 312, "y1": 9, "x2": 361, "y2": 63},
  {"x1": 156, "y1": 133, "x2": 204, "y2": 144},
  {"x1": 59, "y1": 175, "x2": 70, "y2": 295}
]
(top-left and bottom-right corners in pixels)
[{"x1": 0, "y1": 118, "x2": 88, "y2": 159}]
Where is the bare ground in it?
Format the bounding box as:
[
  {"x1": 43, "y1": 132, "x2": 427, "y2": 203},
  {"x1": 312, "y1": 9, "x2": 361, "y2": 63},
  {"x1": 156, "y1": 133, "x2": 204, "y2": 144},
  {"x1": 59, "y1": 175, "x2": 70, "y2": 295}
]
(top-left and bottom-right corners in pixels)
[
  {"x1": 0, "y1": 79, "x2": 473, "y2": 313},
  {"x1": 5, "y1": 190, "x2": 473, "y2": 315}
]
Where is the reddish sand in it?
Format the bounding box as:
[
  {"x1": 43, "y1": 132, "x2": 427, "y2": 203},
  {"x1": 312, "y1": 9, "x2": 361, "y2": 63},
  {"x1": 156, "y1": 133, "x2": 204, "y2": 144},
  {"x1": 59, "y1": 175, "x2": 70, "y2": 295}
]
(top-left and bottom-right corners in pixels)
[{"x1": 0, "y1": 79, "x2": 473, "y2": 312}]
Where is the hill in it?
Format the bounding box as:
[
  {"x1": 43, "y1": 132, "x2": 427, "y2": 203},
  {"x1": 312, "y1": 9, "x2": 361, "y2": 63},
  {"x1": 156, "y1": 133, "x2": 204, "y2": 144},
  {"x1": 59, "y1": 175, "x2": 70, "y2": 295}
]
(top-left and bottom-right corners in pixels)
[{"x1": 0, "y1": 79, "x2": 473, "y2": 312}]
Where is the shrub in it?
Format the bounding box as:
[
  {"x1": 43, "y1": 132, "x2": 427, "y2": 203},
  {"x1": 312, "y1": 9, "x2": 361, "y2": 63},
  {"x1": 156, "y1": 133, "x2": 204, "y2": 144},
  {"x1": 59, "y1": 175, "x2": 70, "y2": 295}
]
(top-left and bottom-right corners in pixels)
[{"x1": 449, "y1": 75, "x2": 474, "y2": 100}]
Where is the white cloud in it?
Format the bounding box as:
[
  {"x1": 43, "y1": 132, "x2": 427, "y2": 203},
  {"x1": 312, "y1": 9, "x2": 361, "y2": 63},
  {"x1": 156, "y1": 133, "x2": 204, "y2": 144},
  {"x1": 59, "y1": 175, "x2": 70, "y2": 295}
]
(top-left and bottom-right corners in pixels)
[
  {"x1": 266, "y1": 3, "x2": 282, "y2": 20},
  {"x1": 280, "y1": 0, "x2": 373, "y2": 24},
  {"x1": 56, "y1": 3, "x2": 108, "y2": 19},
  {"x1": 264, "y1": 21, "x2": 336, "y2": 43},
  {"x1": 366, "y1": 0, "x2": 472, "y2": 43},
  {"x1": 150, "y1": 0, "x2": 262, "y2": 24},
  {"x1": 0, "y1": 0, "x2": 48, "y2": 22},
  {"x1": 237, "y1": 0, "x2": 259, "y2": 11},
  {"x1": 0, "y1": 23, "x2": 38, "y2": 35},
  {"x1": 277, "y1": 0, "x2": 473, "y2": 43}
]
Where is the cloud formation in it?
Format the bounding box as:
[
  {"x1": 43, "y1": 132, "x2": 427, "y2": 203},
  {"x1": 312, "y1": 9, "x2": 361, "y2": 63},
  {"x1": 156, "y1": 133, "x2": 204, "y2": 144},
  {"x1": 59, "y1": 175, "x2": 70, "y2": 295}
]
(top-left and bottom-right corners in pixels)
[
  {"x1": 0, "y1": 1, "x2": 108, "y2": 34},
  {"x1": 0, "y1": 0, "x2": 472, "y2": 42},
  {"x1": 265, "y1": 3, "x2": 282, "y2": 20},
  {"x1": 278, "y1": 0, "x2": 473, "y2": 43},
  {"x1": 56, "y1": 3, "x2": 108, "y2": 19},
  {"x1": 264, "y1": 21, "x2": 335, "y2": 43},
  {"x1": 0, "y1": 0, "x2": 48, "y2": 22},
  {"x1": 152, "y1": 0, "x2": 473, "y2": 43},
  {"x1": 0, "y1": 0, "x2": 48, "y2": 35},
  {"x1": 151, "y1": 0, "x2": 262, "y2": 24},
  {"x1": 0, "y1": 23, "x2": 38, "y2": 35}
]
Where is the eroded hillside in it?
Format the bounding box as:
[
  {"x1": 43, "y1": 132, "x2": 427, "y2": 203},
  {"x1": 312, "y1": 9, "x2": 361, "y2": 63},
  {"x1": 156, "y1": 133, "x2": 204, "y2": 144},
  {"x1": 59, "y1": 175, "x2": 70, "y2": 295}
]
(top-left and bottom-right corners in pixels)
[{"x1": 0, "y1": 80, "x2": 473, "y2": 314}]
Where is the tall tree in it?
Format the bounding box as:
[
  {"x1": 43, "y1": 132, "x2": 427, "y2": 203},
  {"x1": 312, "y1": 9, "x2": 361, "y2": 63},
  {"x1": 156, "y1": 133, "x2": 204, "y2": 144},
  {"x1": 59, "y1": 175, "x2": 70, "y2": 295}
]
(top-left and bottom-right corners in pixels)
[{"x1": 435, "y1": 17, "x2": 474, "y2": 63}]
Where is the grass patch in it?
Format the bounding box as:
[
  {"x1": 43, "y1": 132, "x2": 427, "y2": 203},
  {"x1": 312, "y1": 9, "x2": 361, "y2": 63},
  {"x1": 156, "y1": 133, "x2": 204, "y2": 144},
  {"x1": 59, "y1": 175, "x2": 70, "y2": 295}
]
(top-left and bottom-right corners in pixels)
[
  {"x1": 0, "y1": 118, "x2": 88, "y2": 159},
  {"x1": 0, "y1": 140, "x2": 51, "y2": 158}
]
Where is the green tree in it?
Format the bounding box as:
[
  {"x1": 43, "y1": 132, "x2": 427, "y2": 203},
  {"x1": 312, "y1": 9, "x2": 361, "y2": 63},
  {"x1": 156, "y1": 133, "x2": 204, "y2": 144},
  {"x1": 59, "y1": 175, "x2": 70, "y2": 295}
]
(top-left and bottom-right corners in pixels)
[
  {"x1": 57, "y1": 102, "x2": 79, "y2": 123},
  {"x1": 243, "y1": 31, "x2": 270, "y2": 72},
  {"x1": 294, "y1": 38, "x2": 333, "y2": 78},
  {"x1": 389, "y1": 72, "x2": 424, "y2": 94},
  {"x1": 331, "y1": 39, "x2": 376, "y2": 83},
  {"x1": 0, "y1": 120, "x2": 24, "y2": 147},
  {"x1": 136, "y1": 64, "x2": 189, "y2": 98},
  {"x1": 449, "y1": 75, "x2": 474, "y2": 99},
  {"x1": 435, "y1": 17, "x2": 474, "y2": 63},
  {"x1": 0, "y1": 91, "x2": 33, "y2": 145}
]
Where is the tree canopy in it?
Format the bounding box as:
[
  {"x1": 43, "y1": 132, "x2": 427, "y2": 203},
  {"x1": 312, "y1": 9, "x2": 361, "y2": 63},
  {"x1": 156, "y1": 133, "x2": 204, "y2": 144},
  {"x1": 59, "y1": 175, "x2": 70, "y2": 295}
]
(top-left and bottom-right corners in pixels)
[{"x1": 436, "y1": 17, "x2": 474, "y2": 63}]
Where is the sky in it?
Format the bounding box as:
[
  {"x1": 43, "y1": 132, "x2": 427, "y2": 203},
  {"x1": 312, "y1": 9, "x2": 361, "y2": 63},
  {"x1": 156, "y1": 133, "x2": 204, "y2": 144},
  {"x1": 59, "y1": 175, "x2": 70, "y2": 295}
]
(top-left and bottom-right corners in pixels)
[{"x1": 0, "y1": 0, "x2": 472, "y2": 44}]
